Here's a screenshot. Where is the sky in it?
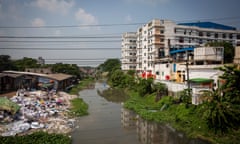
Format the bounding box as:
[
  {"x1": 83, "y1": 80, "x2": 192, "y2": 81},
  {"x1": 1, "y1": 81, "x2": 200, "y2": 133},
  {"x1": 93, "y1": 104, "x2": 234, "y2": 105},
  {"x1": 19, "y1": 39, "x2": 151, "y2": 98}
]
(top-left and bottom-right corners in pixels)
[{"x1": 0, "y1": 0, "x2": 240, "y2": 67}]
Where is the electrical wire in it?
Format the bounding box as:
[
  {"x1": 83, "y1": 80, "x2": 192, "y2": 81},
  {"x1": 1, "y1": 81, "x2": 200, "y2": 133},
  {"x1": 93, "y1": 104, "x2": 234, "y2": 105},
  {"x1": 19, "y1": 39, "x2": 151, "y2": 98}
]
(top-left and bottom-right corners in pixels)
[
  {"x1": 0, "y1": 16, "x2": 239, "y2": 29},
  {"x1": 0, "y1": 40, "x2": 121, "y2": 43},
  {"x1": 0, "y1": 48, "x2": 120, "y2": 50}
]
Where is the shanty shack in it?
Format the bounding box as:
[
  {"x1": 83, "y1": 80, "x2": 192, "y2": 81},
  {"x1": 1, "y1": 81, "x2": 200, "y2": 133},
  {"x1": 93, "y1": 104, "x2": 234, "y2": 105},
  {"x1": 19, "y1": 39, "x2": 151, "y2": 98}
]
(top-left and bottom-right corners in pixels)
[
  {"x1": 2, "y1": 71, "x2": 74, "y2": 92},
  {"x1": 0, "y1": 73, "x2": 24, "y2": 94}
]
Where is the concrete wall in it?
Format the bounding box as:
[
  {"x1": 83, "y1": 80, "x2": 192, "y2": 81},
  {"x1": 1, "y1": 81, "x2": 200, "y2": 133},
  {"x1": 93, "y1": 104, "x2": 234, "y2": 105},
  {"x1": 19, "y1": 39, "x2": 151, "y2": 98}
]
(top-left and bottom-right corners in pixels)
[
  {"x1": 154, "y1": 63, "x2": 172, "y2": 80},
  {"x1": 234, "y1": 46, "x2": 240, "y2": 64}
]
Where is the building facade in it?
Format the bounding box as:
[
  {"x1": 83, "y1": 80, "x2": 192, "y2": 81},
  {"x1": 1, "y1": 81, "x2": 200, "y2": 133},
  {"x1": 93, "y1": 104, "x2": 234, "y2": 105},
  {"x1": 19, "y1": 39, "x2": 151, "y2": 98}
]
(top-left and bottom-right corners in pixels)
[
  {"x1": 121, "y1": 32, "x2": 137, "y2": 71},
  {"x1": 121, "y1": 19, "x2": 240, "y2": 76},
  {"x1": 234, "y1": 46, "x2": 240, "y2": 64}
]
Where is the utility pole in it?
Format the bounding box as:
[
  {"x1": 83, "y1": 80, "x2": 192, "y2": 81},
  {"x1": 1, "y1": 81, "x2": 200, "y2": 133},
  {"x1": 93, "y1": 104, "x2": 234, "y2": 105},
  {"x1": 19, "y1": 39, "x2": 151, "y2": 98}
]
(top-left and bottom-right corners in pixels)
[{"x1": 186, "y1": 51, "x2": 191, "y2": 96}]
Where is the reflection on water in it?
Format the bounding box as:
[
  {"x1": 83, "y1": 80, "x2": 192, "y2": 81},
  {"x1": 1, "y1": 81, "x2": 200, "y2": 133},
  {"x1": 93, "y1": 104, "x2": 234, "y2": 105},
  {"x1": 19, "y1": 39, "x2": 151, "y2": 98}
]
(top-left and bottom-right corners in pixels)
[
  {"x1": 71, "y1": 83, "x2": 140, "y2": 144},
  {"x1": 97, "y1": 88, "x2": 129, "y2": 103},
  {"x1": 72, "y1": 82, "x2": 209, "y2": 144},
  {"x1": 121, "y1": 108, "x2": 210, "y2": 144}
]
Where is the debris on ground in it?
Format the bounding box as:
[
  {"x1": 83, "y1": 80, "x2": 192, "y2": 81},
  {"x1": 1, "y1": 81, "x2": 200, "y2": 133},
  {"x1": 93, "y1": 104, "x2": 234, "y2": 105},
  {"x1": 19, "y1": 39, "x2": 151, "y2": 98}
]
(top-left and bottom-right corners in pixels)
[{"x1": 0, "y1": 89, "x2": 78, "y2": 136}]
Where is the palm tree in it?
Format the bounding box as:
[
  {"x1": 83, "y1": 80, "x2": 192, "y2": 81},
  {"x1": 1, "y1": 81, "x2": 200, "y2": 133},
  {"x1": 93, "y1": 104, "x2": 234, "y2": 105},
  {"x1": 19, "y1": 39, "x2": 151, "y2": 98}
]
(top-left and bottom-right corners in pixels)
[{"x1": 200, "y1": 65, "x2": 240, "y2": 134}]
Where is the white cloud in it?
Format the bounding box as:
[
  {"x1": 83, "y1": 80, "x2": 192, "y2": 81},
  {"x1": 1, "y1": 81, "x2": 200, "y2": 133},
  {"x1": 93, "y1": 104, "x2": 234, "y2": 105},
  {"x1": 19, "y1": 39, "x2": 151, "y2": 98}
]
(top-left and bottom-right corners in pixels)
[
  {"x1": 32, "y1": 0, "x2": 74, "y2": 15},
  {"x1": 125, "y1": 15, "x2": 132, "y2": 23},
  {"x1": 31, "y1": 18, "x2": 45, "y2": 27},
  {"x1": 75, "y1": 8, "x2": 98, "y2": 25}
]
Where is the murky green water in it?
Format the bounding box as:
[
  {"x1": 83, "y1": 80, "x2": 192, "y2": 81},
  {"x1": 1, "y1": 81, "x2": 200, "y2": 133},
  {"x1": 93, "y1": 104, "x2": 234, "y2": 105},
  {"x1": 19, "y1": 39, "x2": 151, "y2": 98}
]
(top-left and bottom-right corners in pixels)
[
  {"x1": 71, "y1": 82, "x2": 140, "y2": 144},
  {"x1": 71, "y1": 82, "x2": 209, "y2": 144}
]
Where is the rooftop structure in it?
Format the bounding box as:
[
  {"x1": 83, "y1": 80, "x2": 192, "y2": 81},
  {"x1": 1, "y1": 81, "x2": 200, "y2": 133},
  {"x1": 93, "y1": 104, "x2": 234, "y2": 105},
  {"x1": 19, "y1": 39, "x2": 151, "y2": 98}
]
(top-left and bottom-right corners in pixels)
[
  {"x1": 178, "y1": 22, "x2": 236, "y2": 31},
  {"x1": 121, "y1": 32, "x2": 137, "y2": 71},
  {"x1": 121, "y1": 19, "x2": 240, "y2": 75}
]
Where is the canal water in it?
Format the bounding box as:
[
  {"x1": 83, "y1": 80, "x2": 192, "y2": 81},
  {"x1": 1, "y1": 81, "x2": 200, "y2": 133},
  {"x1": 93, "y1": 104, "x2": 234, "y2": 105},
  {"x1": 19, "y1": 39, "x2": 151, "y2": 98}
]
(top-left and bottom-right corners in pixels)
[
  {"x1": 71, "y1": 82, "x2": 140, "y2": 144},
  {"x1": 72, "y1": 82, "x2": 209, "y2": 144}
]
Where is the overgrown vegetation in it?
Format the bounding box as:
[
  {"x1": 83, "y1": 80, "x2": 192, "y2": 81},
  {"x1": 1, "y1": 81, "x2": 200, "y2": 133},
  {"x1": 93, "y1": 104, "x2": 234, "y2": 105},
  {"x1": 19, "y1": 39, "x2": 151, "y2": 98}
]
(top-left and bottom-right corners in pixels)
[
  {"x1": 69, "y1": 78, "x2": 95, "y2": 95},
  {"x1": 107, "y1": 64, "x2": 240, "y2": 143},
  {"x1": 68, "y1": 78, "x2": 95, "y2": 117},
  {"x1": 0, "y1": 131, "x2": 71, "y2": 144},
  {"x1": 68, "y1": 98, "x2": 88, "y2": 117},
  {"x1": 0, "y1": 55, "x2": 82, "y2": 78}
]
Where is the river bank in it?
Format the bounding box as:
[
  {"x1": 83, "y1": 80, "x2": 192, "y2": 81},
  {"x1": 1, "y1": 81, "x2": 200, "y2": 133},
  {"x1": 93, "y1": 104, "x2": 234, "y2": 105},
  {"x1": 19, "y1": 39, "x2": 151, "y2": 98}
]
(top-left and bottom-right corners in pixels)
[
  {"x1": 0, "y1": 78, "x2": 94, "y2": 143},
  {"x1": 123, "y1": 90, "x2": 240, "y2": 144},
  {"x1": 71, "y1": 82, "x2": 140, "y2": 144}
]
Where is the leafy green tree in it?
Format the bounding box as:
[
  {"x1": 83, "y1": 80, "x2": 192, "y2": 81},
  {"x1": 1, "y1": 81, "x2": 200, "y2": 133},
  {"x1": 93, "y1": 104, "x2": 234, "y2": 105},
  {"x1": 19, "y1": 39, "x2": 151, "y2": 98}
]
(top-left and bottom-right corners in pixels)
[
  {"x1": 200, "y1": 65, "x2": 240, "y2": 134},
  {"x1": 0, "y1": 55, "x2": 16, "y2": 72},
  {"x1": 153, "y1": 82, "x2": 168, "y2": 101},
  {"x1": 51, "y1": 63, "x2": 80, "y2": 77},
  {"x1": 127, "y1": 70, "x2": 135, "y2": 76},
  {"x1": 179, "y1": 89, "x2": 192, "y2": 104},
  {"x1": 206, "y1": 41, "x2": 235, "y2": 63},
  {"x1": 13, "y1": 57, "x2": 40, "y2": 71},
  {"x1": 218, "y1": 65, "x2": 240, "y2": 104},
  {"x1": 201, "y1": 89, "x2": 240, "y2": 134},
  {"x1": 98, "y1": 59, "x2": 121, "y2": 72},
  {"x1": 137, "y1": 78, "x2": 154, "y2": 97}
]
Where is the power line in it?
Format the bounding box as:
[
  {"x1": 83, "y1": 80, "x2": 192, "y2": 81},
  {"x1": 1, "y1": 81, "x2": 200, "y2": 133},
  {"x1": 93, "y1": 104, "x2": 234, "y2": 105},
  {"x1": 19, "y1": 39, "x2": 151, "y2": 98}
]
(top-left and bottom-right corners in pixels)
[
  {"x1": 0, "y1": 16, "x2": 239, "y2": 29},
  {"x1": 0, "y1": 36, "x2": 121, "y2": 39},
  {"x1": 0, "y1": 48, "x2": 120, "y2": 50},
  {"x1": 0, "y1": 40, "x2": 121, "y2": 43},
  {"x1": 0, "y1": 23, "x2": 145, "y2": 29}
]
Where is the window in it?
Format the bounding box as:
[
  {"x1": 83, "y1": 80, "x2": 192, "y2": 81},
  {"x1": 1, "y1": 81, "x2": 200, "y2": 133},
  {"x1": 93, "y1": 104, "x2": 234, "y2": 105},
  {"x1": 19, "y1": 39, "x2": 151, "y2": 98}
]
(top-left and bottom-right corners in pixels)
[
  {"x1": 184, "y1": 30, "x2": 186, "y2": 35},
  {"x1": 222, "y1": 34, "x2": 226, "y2": 38},
  {"x1": 179, "y1": 37, "x2": 184, "y2": 43},
  {"x1": 199, "y1": 32, "x2": 203, "y2": 37},
  {"x1": 207, "y1": 32, "x2": 211, "y2": 37}
]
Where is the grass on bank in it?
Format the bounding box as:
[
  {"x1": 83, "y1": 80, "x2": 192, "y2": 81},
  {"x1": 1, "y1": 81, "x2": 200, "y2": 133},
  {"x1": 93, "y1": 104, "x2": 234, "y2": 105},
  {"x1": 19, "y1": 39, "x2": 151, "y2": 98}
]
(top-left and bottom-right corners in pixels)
[
  {"x1": 124, "y1": 90, "x2": 240, "y2": 144},
  {"x1": 68, "y1": 98, "x2": 88, "y2": 117},
  {"x1": 0, "y1": 131, "x2": 71, "y2": 144},
  {"x1": 68, "y1": 78, "x2": 95, "y2": 117},
  {"x1": 0, "y1": 78, "x2": 95, "y2": 143},
  {"x1": 68, "y1": 78, "x2": 95, "y2": 95}
]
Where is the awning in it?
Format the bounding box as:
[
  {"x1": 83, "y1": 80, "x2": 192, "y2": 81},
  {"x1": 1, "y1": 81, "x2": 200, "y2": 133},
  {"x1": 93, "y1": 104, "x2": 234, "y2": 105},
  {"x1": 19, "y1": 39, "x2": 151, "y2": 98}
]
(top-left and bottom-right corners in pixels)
[{"x1": 189, "y1": 78, "x2": 214, "y2": 84}]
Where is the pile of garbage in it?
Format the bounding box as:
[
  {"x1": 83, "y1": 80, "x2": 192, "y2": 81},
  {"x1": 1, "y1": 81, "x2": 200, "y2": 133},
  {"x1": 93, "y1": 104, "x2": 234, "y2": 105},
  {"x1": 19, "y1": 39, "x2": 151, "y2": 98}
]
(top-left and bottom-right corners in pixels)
[{"x1": 0, "y1": 89, "x2": 77, "y2": 136}]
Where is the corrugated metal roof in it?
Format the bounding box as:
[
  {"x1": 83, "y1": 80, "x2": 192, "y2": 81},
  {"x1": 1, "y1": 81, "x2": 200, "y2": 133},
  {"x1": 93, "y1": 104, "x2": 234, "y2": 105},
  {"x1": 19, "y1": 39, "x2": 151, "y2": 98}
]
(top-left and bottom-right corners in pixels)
[
  {"x1": 170, "y1": 47, "x2": 194, "y2": 54},
  {"x1": 2, "y1": 71, "x2": 73, "y2": 81},
  {"x1": 0, "y1": 73, "x2": 23, "y2": 78},
  {"x1": 46, "y1": 73, "x2": 73, "y2": 81},
  {"x1": 178, "y1": 22, "x2": 236, "y2": 30}
]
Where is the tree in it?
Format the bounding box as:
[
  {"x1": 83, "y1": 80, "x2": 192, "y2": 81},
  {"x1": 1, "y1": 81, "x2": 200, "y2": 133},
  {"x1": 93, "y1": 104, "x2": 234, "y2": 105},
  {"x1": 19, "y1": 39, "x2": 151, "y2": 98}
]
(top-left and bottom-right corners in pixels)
[
  {"x1": 51, "y1": 63, "x2": 80, "y2": 77},
  {"x1": 179, "y1": 89, "x2": 192, "y2": 104},
  {"x1": 137, "y1": 78, "x2": 154, "y2": 97},
  {"x1": 206, "y1": 41, "x2": 235, "y2": 63},
  {"x1": 200, "y1": 65, "x2": 240, "y2": 134},
  {"x1": 153, "y1": 82, "x2": 168, "y2": 102},
  {"x1": 13, "y1": 57, "x2": 40, "y2": 71},
  {"x1": 98, "y1": 59, "x2": 121, "y2": 72},
  {"x1": 201, "y1": 88, "x2": 240, "y2": 134},
  {"x1": 0, "y1": 55, "x2": 16, "y2": 72},
  {"x1": 218, "y1": 65, "x2": 240, "y2": 104},
  {"x1": 108, "y1": 69, "x2": 135, "y2": 88}
]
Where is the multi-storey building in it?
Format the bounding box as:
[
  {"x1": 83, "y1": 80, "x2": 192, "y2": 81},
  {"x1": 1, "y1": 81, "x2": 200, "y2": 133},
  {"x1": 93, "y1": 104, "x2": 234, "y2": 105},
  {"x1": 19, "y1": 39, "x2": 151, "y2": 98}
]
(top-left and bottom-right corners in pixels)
[
  {"x1": 121, "y1": 32, "x2": 137, "y2": 71},
  {"x1": 136, "y1": 19, "x2": 165, "y2": 73},
  {"x1": 121, "y1": 19, "x2": 240, "y2": 75}
]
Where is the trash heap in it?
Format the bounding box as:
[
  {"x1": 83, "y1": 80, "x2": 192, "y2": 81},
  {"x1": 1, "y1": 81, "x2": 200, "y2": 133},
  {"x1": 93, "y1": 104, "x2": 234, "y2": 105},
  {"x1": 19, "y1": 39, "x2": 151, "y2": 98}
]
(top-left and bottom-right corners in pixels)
[{"x1": 0, "y1": 89, "x2": 77, "y2": 136}]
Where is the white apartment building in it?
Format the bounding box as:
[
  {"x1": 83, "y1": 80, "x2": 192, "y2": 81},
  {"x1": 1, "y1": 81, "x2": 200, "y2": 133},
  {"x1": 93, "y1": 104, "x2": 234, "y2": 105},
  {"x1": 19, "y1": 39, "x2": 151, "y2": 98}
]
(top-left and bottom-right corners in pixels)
[
  {"x1": 121, "y1": 19, "x2": 240, "y2": 75},
  {"x1": 137, "y1": 19, "x2": 165, "y2": 73},
  {"x1": 121, "y1": 32, "x2": 137, "y2": 71}
]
